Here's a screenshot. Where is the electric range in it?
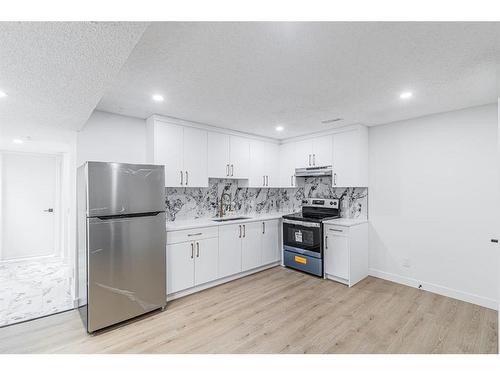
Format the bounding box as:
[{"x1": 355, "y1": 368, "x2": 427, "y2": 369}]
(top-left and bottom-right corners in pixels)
[{"x1": 282, "y1": 198, "x2": 340, "y2": 276}]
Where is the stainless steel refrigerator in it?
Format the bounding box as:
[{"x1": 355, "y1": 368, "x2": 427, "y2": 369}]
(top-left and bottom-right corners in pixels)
[{"x1": 77, "y1": 161, "x2": 166, "y2": 333}]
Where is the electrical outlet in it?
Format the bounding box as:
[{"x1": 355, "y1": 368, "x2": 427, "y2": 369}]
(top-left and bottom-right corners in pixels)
[{"x1": 402, "y1": 258, "x2": 411, "y2": 268}]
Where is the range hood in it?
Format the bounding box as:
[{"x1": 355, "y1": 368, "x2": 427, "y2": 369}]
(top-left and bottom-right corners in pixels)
[{"x1": 295, "y1": 165, "x2": 332, "y2": 177}]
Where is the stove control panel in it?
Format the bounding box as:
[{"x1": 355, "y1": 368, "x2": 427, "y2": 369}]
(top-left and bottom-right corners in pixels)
[{"x1": 302, "y1": 198, "x2": 339, "y2": 208}]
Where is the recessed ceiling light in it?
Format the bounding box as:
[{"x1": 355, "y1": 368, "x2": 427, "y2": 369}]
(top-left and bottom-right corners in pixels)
[
  {"x1": 0, "y1": 90, "x2": 7, "y2": 98},
  {"x1": 399, "y1": 91, "x2": 413, "y2": 99},
  {"x1": 152, "y1": 94, "x2": 164, "y2": 102},
  {"x1": 275, "y1": 125, "x2": 284, "y2": 131},
  {"x1": 13, "y1": 139, "x2": 23, "y2": 144}
]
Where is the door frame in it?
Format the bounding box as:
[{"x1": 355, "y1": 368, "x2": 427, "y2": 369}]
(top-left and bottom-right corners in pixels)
[{"x1": 0, "y1": 150, "x2": 63, "y2": 262}]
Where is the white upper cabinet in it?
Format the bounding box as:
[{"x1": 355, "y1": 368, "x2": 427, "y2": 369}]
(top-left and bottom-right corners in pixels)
[
  {"x1": 249, "y1": 140, "x2": 279, "y2": 188},
  {"x1": 332, "y1": 126, "x2": 368, "y2": 187},
  {"x1": 207, "y1": 132, "x2": 230, "y2": 179},
  {"x1": 312, "y1": 135, "x2": 333, "y2": 167},
  {"x1": 279, "y1": 142, "x2": 296, "y2": 187},
  {"x1": 207, "y1": 132, "x2": 250, "y2": 179},
  {"x1": 229, "y1": 135, "x2": 250, "y2": 179},
  {"x1": 294, "y1": 139, "x2": 313, "y2": 168},
  {"x1": 146, "y1": 119, "x2": 208, "y2": 187},
  {"x1": 293, "y1": 135, "x2": 332, "y2": 168}
]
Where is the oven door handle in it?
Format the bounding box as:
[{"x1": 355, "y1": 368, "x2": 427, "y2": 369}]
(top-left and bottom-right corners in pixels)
[{"x1": 283, "y1": 219, "x2": 321, "y2": 228}]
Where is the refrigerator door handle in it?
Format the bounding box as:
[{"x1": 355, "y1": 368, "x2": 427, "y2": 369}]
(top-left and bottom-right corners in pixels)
[{"x1": 95, "y1": 211, "x2": 163, "y2": 220}]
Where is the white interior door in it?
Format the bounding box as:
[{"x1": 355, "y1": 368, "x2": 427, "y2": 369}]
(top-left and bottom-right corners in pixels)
[{"x1": 1, "y1": 152, "x2": 59, "y2": 260}]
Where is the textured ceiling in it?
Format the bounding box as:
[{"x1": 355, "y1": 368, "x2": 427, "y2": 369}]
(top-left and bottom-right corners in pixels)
[
  {"x1": 0, "y1": 22, "x2": 148, "y2": 138},
  {"x1": 97, "y1": 22, "x2": 500, "y2": 139}
]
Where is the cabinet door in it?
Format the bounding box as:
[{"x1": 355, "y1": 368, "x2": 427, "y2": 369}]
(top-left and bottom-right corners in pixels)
[
  {"x1": 218, "y1": 224, "x2": 242, "y2": 278},
  {"x1": 154, "y1": 123, "x2": 184, "y2": 187},
  {"x1": 261, "y1": 220, "x2": 280, "y2": 264},
  {"x1": 279, "y1": 142, "x2": 296, "y2": 187},
  {"x1": 332, "y1": 129, "x2": 364, "y2": 187},
  {"x1": 294, "y1": 139, "x2": 313, "y2": 168},
  {"x1": 241, "y1": 222, "x2": 262, "y2": 271},
  {"x1": 183, "y1": 127, "x2": 208, "y2": 187},
  {"x1": 229, "y1": 136, "x2": 250, "y2": 178},
  {"x1": 324, "y1": 233, "x2": 349, "y2": 280},
  {"x1": 248, "y1": 140, "x2": 266, "y2": 187},
  {"x1": 265, "y1": 142, "x2": 280, "y2": 188},
  {"x1": 312, "y1": 135, "x2": 333, "y2": 167},
  {"x1": 166, "y1": 242, "x2": 195, "y2": 294},
  {"x1": 207, "y1": 132, "x2": 230, "y2": 178},
  {"x1": 194, "y1": 237, "x2": 219, "y2": 286}
]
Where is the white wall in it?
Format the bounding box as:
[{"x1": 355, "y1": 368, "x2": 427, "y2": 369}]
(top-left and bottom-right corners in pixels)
[
  {"x1": 368, "y1": 103, "x2": 498, "y2": 309},
  {"x1": 77, "y1": 110, "x2": 147, "y2": 166}
]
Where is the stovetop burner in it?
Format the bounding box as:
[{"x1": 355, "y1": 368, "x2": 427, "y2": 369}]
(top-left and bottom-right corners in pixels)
[{"x1": 282, "y1": 198, "x2": 340, "y2": 223}]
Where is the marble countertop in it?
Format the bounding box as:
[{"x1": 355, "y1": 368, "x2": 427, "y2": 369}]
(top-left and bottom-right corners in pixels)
[
  {"x1": 322, "y1": 217, "x2": 368, "y2": 227},
  {"x1": 166, "y1": 213, "x2": 288, "y2": 231}
]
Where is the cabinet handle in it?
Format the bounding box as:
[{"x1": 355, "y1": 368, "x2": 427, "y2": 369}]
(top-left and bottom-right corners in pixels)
[
  {"x1": 185, "y1": 171, "x2": 189, "y2": 186},
  {"x1": 180, "y1": 171, "x2": 183, "y2": 185},
  {"x1": 266, "y1": 175, "x2": 269, "y2": 186},
  {"x1": 231, "y1": 164, "x2": 234, "y2": 176},
  {"x1": 187, "y1": 232, "x2": 202, "y2": 237},
  {"x1": 190, "y1": 243, "x2": 194, "y2": 258},
  {"x1": 491, "y1": 239, "x2": 499, "y2": 243},
  {"x1": 290, "y1": 175, "x2": 293, "y2": 186},
  {"x1": 333, "y1": 173, "x2": 337, "y2": 186},
  {"x1": 239, "y1": 225, "x2": 242, "y2": 238},
  {"x1": 243, "y1": 224, "x2": 246, "y2": 238},
  {"x1": 262, "y1": 222, "x2": 265, "y2": 234},
  {"x1": 329, "y1": 228, "x2": 343, "y2": 232},
  {"x1": 226, "y1": 164, "x2": 229, "y2": 176},
  {"x1": 325, "y1": 236, "x2": 328, "y2": 249},
  {"x1": 308, "y1": 154, "x2": 311, "y2": 166},
  {"x1": 313, "y1": 154, "x2": 316, "y2": 166},
  {"x1": 263, "y1": 175, "x2": 265, "y2": 186},
  {"x1": 196, "y1": 242, "x2": 200, "y2": 257}
]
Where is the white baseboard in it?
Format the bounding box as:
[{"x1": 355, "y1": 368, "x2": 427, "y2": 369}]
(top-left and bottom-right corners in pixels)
[{"x1": 369, "y1": 268, "x2": 498, "y2": 311}]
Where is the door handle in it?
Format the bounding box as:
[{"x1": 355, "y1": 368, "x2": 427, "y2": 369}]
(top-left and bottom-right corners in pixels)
[
  {"x1": 231, "y1": 164, "x2": 234, "y2": 176},
  {"x1": 196, "y1": 242, "x2": 200, "y2": 257},
  {"x1": 190, "y1": 243, "x2": 194, "y2": 259},
  {"x1": 43, "y1": 208, "x2": 54, "y2": 213},
  {"x1": 262, "y1": 222, "x2": 265, "y2": 234},
  {"x1": 325, "y1": 236, "x2": 328, "y2": 249},
  {"x1": 180, "y1": 171, "x2": 183, "y2": 185},
  {"x1": 243, "y1": 224, "x2": 246, "y2": 238},
  {"x1": 185, "y1": 171, "x2": 189, "y2": 186},
  {"x1": 239, "y1": 225, "x2": 242, "y2": 238}
]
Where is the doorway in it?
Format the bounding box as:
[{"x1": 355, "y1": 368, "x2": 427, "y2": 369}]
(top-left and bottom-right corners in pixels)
[{"x1": 0, "y1": 151, "x2": 73, "y2": 326}]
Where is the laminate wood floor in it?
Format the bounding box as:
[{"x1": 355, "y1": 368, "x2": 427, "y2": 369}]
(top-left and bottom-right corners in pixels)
[{"x1": 0, "y1": 266, "x2": 497, "y2": 354}]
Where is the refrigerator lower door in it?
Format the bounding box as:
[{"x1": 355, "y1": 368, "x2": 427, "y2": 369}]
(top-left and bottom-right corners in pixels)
[{"x1": 87, "y1": 212, "x2": 166, "y2": 332}]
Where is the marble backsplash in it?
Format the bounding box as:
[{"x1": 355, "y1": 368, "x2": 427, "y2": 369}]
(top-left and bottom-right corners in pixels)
[{"x1": 166, "y1": 177, "x2": 367, "y2": 221}]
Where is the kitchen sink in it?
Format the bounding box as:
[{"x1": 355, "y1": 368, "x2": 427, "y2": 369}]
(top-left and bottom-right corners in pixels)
[{"x1": 211, "y1": 216, "x2": 251, "y2": 222}]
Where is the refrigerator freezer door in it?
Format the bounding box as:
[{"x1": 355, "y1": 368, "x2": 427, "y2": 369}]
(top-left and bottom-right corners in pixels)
[
  {"x1": 87, "y1": 212, "x2": 166, "y2": 332},
  {"x1": 87, "y1": 162, "x2": 165, "y2": 217}
]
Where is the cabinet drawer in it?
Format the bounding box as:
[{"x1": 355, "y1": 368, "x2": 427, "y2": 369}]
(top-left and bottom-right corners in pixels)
[
  {"x1": 325, "y1": 225, "x2": 349, "y2": 236},
  {"x1": 167, "y1": 226, "x2": 218, "y2": 244}
]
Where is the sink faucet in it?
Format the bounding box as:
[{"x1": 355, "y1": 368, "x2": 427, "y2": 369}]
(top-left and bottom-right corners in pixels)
[{"x1": 218, "y1": 191, "x2": 232, "y2": 218}]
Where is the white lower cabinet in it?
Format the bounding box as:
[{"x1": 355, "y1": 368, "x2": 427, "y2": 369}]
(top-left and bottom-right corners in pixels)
[
  {"x1": 167, "y1": 219, "x2": 281, "y2": 297},
  {"x1": 323, "y1": 222, "x2": 368, "y2": 287},
  {"x1": 241, "y1": 222, "x2": 262, "y2": 271},
  {"x1": 218, "y1": 224, "x2": 243, "y2": 278},
  {"x1": 261, "y1": 220, "x2": 280, "y2": 264},
  {"x1": 166, "y1": 241, "x2": 195, "y2": 294},
  {"x1": 194, "y1": 237, "x2": 219, "y2": 285}
]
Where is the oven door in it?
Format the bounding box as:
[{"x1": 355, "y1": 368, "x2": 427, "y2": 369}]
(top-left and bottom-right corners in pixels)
[{"x1": 282, "y1": 219, "x2": 322, "y2": 258}]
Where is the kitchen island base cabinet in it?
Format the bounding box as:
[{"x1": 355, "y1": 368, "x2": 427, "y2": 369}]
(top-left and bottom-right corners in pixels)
[{"x1": 323, "y1": 222, "x2": 368, "y2": 287}]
